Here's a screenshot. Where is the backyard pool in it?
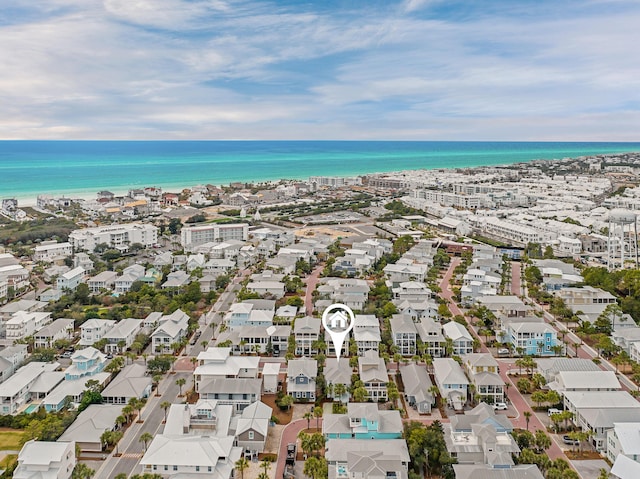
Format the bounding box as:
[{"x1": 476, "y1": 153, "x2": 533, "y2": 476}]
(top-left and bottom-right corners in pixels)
[{"x1": 24, "y1": 404, "x2": 39, "y2": 414}]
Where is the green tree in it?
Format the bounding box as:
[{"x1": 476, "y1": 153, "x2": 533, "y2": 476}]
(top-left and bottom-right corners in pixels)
[
  {"x1": 523, "y1": 411, "x2": 532, "y2": 431},
  {"x1": 176, "y1": 377, "x2": 186, "y2": 396},
  {"x1": 235, "y1": 457, "x2": 249, "y2": 479},
  {"x1": 71, "y1": 463, "x2": 95, "y2": 479},
  {"x1": 303, "y1": 456, "x2": 328, "y2": 479},
  {"x1": 160, "y1": 401, "x2": 171, "y2": 421},
  {"x1": 139, "y1": 432, "x2": 153, "y2": 451},
  {"x1": 313, "y1": 406, "x2": 323, "y2": 430}
]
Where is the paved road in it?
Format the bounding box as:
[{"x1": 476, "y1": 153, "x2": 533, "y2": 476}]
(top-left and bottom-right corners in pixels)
[
  {"x1": 438, "y1": 259, "x2": 568, "y2": 462},
  {"x1": 304, "y1": 265, "x2": 323, "y2": 316},
  {"x1": 510, "y1": 261, "x2": 522, "y2": 296},
  {"x1": 275, "y1": 418, "x2": 323, "y2": 479},
  {"x1": 95, "y1": 370, "x2": 191, "y2": 479}
]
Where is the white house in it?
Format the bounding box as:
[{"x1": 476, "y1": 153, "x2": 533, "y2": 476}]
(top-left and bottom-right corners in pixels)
[
  {"x1": 33, "y1": 318, "x2": 74, "y2": 349},
  {"x1": 607, "y1": 422, "x2": 640, "y2": 466},
  {"x1": 0, "y1": 362, "x2": 60, "y2": 414},
  {"x1": 14, "y1": 440, "x2": 76, "y2": 479},
  {"x1": 433, "y1": 358, "x2": 469, "y2": 411},
  {"x1": 151, "y1": 310, "x2": 190, "y2": 354},
  {"x1": 6, "y1": 311, "x2": 52, "y2": 341},
  {"x1": 442, "y1": 321, "x2": 474, "y2": 355},
  {"x1": 87, "y1": 271, "x2": 118, "y2": 293},
  {"x1": 102, "y1": 318, "x2": 143, "y2": 354},
  {"x1": 389, "y1": 314, "x2": 417, "y2": 356},
  {"x1": 69, "y1": 223, "x2": 158, "y2": 251},
  {"x1": 194, "y1": 347, "x2": 259, "y2": 392},
  {"x1": 56, "y1": 267, "x2": 85, "y2": 291},
  {"x1": 358, "y1": 350, "x2": 388, "y2": 402},
  {"x1": 33, "y1": 242, "x2": 73, "y2": 263},
  {"x1": 79, "y1": 319, "x2": 115, "y2": 346},
  {"x1": 287, "y1": 358, "x2": 317, "y2": 401}
]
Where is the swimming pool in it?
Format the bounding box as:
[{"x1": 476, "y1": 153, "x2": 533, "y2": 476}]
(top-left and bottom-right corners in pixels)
[{"x1": 24, "y1": 404, "x2": 39, "y2": 414}]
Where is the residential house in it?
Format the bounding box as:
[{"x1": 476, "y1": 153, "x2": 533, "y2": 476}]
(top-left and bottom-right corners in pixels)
[
  {"x1": 444, "y1": 403, "x2": 517, "y2": 466},
  {"x1": 199, "y1": 377, "x2": 261, "y2": 414},
  {"x1": 354, "y1": 314, "x2": 381, "y2": 356},
  {"x1": 389, "y1": 314, "x2": 417, "y2": 356},
  {"x1": 325, "y1": 439, "x2": 410, "y2": 479},
  {"x1": 87, "y1": 271, "x2": 118, "y2": 293},
  {"x1": 102, "y1": 318, "x2": 143, "y2": 354},
  {"x1": 64, "y1": 347, "x2": 106, "y2": 380},
  {"x1": 548, "y1": 371, "x2": 621, "y2": 394},
  {"x1": 536, "y1": 357, "x2": 602, "y2": 384},
  {"x1": 246, "y1": 281, "x2": 285, "y2": 299},
  {"x1": 114, "y1": 264, "x2": 146, "y2": 294},
  {"x1": 323, "y1": 403, "x2": 402, "y2": 439},
  {"x1": 13, "y1": 440, "x2": 76, "y2": 479},
  {"x1": 194, "y1": 347, "x2": 259, "y2": 392},
  {"x1": 33, "y1": 242, "x2": 73, "y2": 263},
  {"x1": 476, "y1": 296, "x2": 530, "y2": 318},
  {"x1": 563, "y1": 391, "x2": 640, "y2": 451},
  {"x1": 224, "y1": 300, "x2": 275, "y2": 330},
  {"x1": 161, "y1": 271, "x2": 191, "y2": 291},
  {"x1": 607, "y1": 422, "x2": 640, "y2": 468},
  {"x1": 58, "y1": 404, "x2": 122, "y2": 452},
  {"x1": 383, "y1": 262, "x2": 428, "y2": 285},
  {"x1": 391, "y1": 281, "x2": 432, "y2": 302},
  {"x1": 215, "y1": 325, "x2": 290, "y2": 355},
  {"x1": 233, "y1": 400, "x2": 272, "y2": 456},
  {"x1": 611, "y1": 454, "x2": 640, "y2": 479},
  {"x1": 6, "y1": 311, "x2": 52, "y2": 341},
  {"x1": 502, "y1": 320, "x2": 559, "y2": 356},
  {"x1": 33, "y1": 318, "x2": 74, "y2": 349},
  {"x1": 293, "y1": 316, "x2": 321, "y2": 356},
  {"x1": 262, "y1": 363, "x2": 280, "y2": 394},
  {"x1": 287, "y1": 358, "x2": 317, "y2": 401},
  {"x1": 151, "y1": 309, "x2": 190, "y2": 354},
  {"x1": 462, "y1": 353, "x2": 505, "y2": 404},
  {"x1": 442, "y1": 321, "x2": 474, "y2": 355},
  {"x1": 460, "y1": 268, "x2": 501, "y2": 305},
  {"x1": 433, "y1": 358, "x2": 469, "y2": 411},
  {"x1": 41, "y1": 372, "x2": 110, "y2": 412},
  {"x1": 358, "y1": 350, "x2": 388, "y2": 402},
  {"x1": 324, "y1": 358, "x2": 351, "y2": 403},
  {"x1": 0, "y1": 345, "x2": 28, "y2": 383},
  {"x1": 415, "y1": 317, "x2": 445, "y2": 357},
  {"x1": 101, "y1": 363, "x2": 152, "y2": 405},
  {"x1": 79, "y1": 319, "x2": 115, "y2": 346},
  {"x1": 315, "y1": 278, "x2": 370, "y2": 312},
  {"x1": 56, "y1": 267, "x2": 85, "y2": 291},
  {"x1": 0, "y1": 362, "x2": 60, "y2": 414},
  {"x1": 400, "y1": 363, "x2": 435, "y2": 414},
  {"x1": 139, "y1": 435, "x2": 241, "y2": 478}
]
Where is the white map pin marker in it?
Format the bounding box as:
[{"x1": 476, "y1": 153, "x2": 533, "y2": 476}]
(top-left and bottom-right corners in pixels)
[{"x1": 322, "y1": 303, "x2": 355, "y2": 363}]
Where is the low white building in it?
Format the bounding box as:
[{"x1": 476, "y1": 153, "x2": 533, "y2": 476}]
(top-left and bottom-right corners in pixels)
[
  {"x1": 14, "y1": 440, "x2": 76, "y2": 479},
  {"x1": 6, "y1": 311, "x2": 52, "y2": 341},
  {"x1": 33, "y1": 318, "x2": 74, "y2": 349},
  {"x1": 56, "y1": 267, "x2": 85, "y2": 291},
  {"x1": 33, "y1": 242, "x2": 73, "y2": 263},
  {"x1": 102, "y1": 318, "x2": 143, "y2": 354},
  {"x1": 79, "y1": 318, "x2": 115, "y2": 346}
]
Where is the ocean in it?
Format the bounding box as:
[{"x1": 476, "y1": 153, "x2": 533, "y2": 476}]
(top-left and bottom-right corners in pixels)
[{"x1": 1, "y1": 140, "x2": 640, "y2": 202}]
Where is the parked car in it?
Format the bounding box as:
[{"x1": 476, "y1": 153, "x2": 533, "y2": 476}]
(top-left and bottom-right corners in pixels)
[
  {"x1": 497, "y1": 348, "x2": 510, "y2": 356},
  {"x1": 548, "y1": 408, "x2": 562, "y2": 417},
  {"x1": 493, "y1": 402, "x2": 508, "y2": 410},
  {"x1": 563, "y1": 435, "x2": 580, "y2": 446}
]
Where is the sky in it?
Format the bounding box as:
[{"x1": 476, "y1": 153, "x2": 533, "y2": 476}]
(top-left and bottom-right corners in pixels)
[{"x1": 1, "y1": 0, "x2": 640, "y2": 141}]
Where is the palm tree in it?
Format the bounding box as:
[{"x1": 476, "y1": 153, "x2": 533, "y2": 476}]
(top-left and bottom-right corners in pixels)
[
  {"x1": 160, "y1": 401, "x2": 171, "y2": 421},
  {"x1": 234, "y1": 457, "x2": 249, "y2": 479},
  {"x1": 313, "y1": 406, "x2": 323, "y2": 430},
  {"x1": 176, "y1": 378, "x2": 186, "y2": 396},
  {"x1": 523, "y1": 411, "x2": 532, "y2": 431},
  {"x1": 71, "y1": 463, "x2": 95, "y2": 479},
  {"x1": 303, "y1": 411, "x2": 312, "y2": 430},
  {"x1": 111, "y1": 430, "x2": 124, "y2": 455},
  {"x1": 121, "y1": 405, "x2": 134, "y2": 424},
  {"x1": 333, "y1": 383, "x2": 347, "y2": 403},
  {"x1": 139, "y1": 432, "x2": 153, "y2": 451},
  {"x1": 259, "y1": 459, "x2": 271, "y2": 477}
]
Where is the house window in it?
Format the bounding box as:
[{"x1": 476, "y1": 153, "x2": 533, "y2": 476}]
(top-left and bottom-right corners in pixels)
[
  {"x1": 208, "y1": 467, "x2": 212, "y2": 472},
  {"x1": 173, "y1": 466, "x2": 178, "y2": 471},
  {"x1": 249, "y1": 431, "x2": 254, "y2": 440},
  {"x1": 195, "y1": 466, "x2": 199, "y2": 472},
  {"x1": 164, "y1": 466, "x2": 168, "y2": 471}
]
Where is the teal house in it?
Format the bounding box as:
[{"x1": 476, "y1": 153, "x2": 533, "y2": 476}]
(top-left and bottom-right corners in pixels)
[{"x1": 322, "y1": 403, "x2": 402, "y2": 440}]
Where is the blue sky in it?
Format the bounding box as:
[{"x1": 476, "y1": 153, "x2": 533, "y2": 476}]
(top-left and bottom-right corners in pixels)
[{"x1": 1, "y1": 0, "x2": 640, "y2": 140}]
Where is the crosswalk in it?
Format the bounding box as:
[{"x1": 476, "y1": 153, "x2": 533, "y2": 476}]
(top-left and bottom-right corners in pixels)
[{"x1": 119, "y1": 452, "x2": 143, "y2": 459}]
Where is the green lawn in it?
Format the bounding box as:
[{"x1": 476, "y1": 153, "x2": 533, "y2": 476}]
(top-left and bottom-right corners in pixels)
[{"x1": 0, "y1": 430, "x2": 25, "y2": 451}]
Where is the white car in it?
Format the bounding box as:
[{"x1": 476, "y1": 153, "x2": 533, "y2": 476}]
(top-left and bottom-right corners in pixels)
[{"x1": 493, "y1": 402, "x2": 508, "y2": 410}]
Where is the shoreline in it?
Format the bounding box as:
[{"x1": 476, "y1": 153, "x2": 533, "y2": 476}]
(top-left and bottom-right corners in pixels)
[{"x1": 5, "y1": 143, "x2": 640, "y2": 207}]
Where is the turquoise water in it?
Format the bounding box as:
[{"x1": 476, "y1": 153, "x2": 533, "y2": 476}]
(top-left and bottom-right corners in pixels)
[
  {"x1": 1, "y1": 140, "x2": 639, "y2": 201},
  {"x1": 24, "y1": 404, "x2": 38, "y2": 414}
]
